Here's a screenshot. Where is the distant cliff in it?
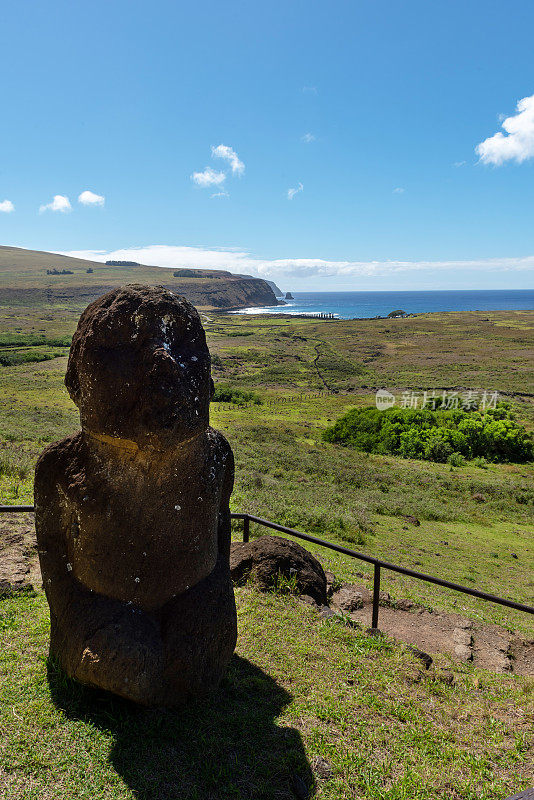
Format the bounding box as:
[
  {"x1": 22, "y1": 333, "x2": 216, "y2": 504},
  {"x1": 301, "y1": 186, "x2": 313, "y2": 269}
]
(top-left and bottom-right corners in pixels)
[
  {"x1": 234, "y1": 274, "x2": 284, "y2": 297},
  {"x1": 264, "y1": 279, "x2": 284, "y2": 297},
  {"x1": 0, "y1": 246, "x2": 278, "y2": 311}
]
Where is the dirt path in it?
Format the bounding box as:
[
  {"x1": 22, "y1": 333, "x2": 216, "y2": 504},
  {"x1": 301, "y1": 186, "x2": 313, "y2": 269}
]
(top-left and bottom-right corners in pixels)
[
  {"x1": 311, "y1": 340, "x2": 331, "y2": 390},
  {"x1": 0, "y1": 512, "x2": 40, "y2": 597},
  {"x1": 330, "y1": 582, "x2": 534, "y2": 676}
]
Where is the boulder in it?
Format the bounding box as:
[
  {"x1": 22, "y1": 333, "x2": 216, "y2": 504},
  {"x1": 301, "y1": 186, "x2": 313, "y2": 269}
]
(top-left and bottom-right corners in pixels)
[
  {"x1": 230, "y1": 536, "x2": 327, "y2": 605},
  {"x1": 35, "y1": 285, "x2": 237, "y2": 707}
]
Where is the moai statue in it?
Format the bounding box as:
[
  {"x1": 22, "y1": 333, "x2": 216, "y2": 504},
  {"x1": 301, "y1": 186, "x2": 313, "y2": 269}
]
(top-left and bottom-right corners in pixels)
[{"x1": 35, "y1": 285, "x2": 237, "y2": 706}]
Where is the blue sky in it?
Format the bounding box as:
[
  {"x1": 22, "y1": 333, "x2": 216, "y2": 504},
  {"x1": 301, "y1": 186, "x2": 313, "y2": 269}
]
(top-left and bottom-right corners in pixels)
[{"x1": 1, "y1": 0, "x2": 534, "y2": 290}]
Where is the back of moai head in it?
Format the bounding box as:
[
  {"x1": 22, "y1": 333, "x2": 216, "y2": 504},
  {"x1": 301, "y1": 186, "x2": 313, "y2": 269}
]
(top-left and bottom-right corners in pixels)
[
  {"x1": 65, "y1": 283, "x2": 213, "y2": 449},
  {"x1": 36, "y1": 285, "x2": 237, "y2": 706}
]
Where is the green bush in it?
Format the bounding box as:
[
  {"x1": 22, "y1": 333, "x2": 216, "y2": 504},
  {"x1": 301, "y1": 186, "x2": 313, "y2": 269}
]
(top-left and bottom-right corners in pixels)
[
  {"x1": 448, "y1": 452, "x2": 466, "y2": 467},
  {"x1": 0, "y1": 352, "x2": 57, "y2": 367},
  {"x1": 323, "y1": 405, "x2": 533, "y2": 464},
  {"x1": 212, "y1": 385, "x2": 262, "y2": 406}
]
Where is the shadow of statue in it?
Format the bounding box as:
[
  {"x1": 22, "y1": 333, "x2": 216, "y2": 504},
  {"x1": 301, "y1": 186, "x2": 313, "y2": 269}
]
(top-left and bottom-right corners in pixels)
[{"x1": 47, "y1": 654, "x2": 314, "y2": 800}]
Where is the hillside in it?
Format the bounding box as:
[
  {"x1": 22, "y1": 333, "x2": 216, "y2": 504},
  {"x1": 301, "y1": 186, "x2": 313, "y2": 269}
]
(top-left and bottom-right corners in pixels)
[{"x1": 0, "y1": 246, "x2": 278, "y2": 310}]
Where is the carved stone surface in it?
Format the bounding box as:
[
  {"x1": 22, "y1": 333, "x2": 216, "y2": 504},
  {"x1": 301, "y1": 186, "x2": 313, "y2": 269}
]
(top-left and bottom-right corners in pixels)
[
  {"x1": 35, "y1": 285, "x2": 237, "y2": 706},
  {"x1": 230, "y1": 536, "x2": 327, "y2": 605}
]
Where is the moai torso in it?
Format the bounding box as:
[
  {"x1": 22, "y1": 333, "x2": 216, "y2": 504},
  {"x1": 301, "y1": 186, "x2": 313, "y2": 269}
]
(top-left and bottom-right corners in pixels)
[{"x1": 46, "y1": 428, "x2": 231, "y2": 610}]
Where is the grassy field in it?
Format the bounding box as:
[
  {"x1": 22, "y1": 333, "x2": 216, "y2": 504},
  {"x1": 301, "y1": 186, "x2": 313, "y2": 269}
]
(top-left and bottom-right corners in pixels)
[
  {"x1": 1, "y1": 588, "x2": 533, "y2": 800},
  {"x1": 0, "y1": 302, "x2": 533, "y2": 798}
]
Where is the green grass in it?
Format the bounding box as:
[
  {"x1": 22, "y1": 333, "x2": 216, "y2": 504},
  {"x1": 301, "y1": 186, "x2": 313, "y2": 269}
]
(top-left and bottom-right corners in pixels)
[{"x1": 0, "y1": 589, "x2": 532, "y2": 799}]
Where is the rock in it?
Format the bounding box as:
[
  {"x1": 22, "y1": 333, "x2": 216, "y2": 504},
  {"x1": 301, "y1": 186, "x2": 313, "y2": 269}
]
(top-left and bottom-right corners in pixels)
[
  {"x1": 511, "y1": 552, "x2": 518, "y2": 559},
  {"x1": 403, "y1": 515, "x2": 420, "y2": 526},
  {"x1": 472, "y1": 493, "x2": 486, "y2": 503},
  {"x1": 366, "y1": 627, "x2": 384, "y2": 637},
  {"x1": 324, "y1": 570, "x2": 337, "y2": 597},
  {"x1": 331, "y1": 585, "x2": 364, "y2": 612},
  {"x1": 454, "y1": 644, "x2": 473, "y2": 662},
  {"x1": 299, "y1": 594, "x2": 318, "y2": 607},
  {"x1": 504, "y1": 789, "x2": 534, "y2": 799},
  {"x1": 317, "y1": 606, "x2": 336, "y2": 621},
  {"x1": 455, "y1": 618, "x2": 472, "y2": 630},
  {"x1": 453, "y1": 627, "x2": 473, "y2": 647},
  {"x1": 230, "y1": 536, "x2": 327, "y2": 605},
  {"x1": 395, "y1": 599, "x2": 416, "y2": 611},
  {"x1": 312, "y1": 756, "x2": 333, "y2": 780},
  {"x1": 407, "y1": 646, "x2": 433, "y2": 669},
  {"x1": 436, "y1": 668, "x2": 455, "y2": 685},
  {"x1": 34, "y1": 285, "x2": 237, "y2": 707}
]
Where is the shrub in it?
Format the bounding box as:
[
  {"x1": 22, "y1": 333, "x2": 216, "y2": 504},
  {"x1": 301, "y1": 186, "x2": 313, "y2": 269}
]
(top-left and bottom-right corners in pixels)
[
  {"x1": 323, "y1": 404, "x2": 533, "y2": 464},
  {"x1": 0, "y1": 352, "x2": 56, "y2": 367},
  {"x1": 212, "y1": 385, "x2": 262, "y2": 406},
  {"x1": 448, "y1": 452, "x2": 466, "y2": 467}
]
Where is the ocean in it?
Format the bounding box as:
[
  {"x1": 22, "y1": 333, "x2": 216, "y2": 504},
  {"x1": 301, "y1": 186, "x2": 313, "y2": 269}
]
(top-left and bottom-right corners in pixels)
[{"x1": 233, "y1": 289, "x2": 534, "y2": 320}]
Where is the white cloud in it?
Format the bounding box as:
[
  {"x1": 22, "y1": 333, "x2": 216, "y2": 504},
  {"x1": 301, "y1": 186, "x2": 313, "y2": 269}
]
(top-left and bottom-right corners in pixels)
[
  {"x1": 476, "y1": 94, "x2": 534, "y2": 165},
  {"x1": 301, "y1": 133, "x2": 316, "y2": 143},
  {"x1": 0, "y1": 200, "x2": 14, "y2": 213},
  {"x1": 58, "y1": 244, "x2": 534, "y2": 281},
  {"x1": 191, "y1": 167, "x2": 226, "y2": 188},
  {"x1": 393, "y1": 187, "x2": 405, "y2": 194},
  {"x1": 211, "y1": 190, "x2": 230, "y2": 199},
  {"x1": 211, "y1": 144, "x2": 245, "y2": 176},
  {"x1": 453, "y1": 161, "x2": 467, "y2": 167},
  {"x1": 287, "y1": 182, "x2": 303, "y2": 200},
  {"x1": 39, "y1": 195, "x2": 71, "y2": 214},
  {"x1": 78, "y1": 190, "x2": 105, "y2": 206}
]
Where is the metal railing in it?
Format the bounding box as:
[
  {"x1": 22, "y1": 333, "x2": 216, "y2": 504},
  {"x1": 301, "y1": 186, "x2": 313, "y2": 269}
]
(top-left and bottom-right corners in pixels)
[
  {"x1": 231, "y1": 513, "x2": 534, "y2": 629},
  {"x1": 2, "y1": 505, "x2": 533, "y2": 630}
]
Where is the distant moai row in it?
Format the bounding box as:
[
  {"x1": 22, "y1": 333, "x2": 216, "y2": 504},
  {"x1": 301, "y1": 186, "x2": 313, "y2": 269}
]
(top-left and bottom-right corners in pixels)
[
  {"x1": 293, "y1": 312, "x2": 336, "y2": 319},
  {"x1": 212, "y1": 389, "x2": 337, "y2": 411}
]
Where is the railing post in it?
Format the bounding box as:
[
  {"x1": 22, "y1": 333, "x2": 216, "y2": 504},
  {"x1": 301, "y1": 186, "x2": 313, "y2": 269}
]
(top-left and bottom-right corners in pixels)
[
  {"x1": 243, "y1": 515, "x2": 250, "y2": 543},
  {"x1": 372, "y1": 564, "x2": 381, "y2": 630}
]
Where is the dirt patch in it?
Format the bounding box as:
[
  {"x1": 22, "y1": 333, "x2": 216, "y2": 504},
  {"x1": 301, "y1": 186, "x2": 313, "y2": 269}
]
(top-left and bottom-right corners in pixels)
[{"x1": 0, "y1": 513, "x2": 39, "y2": 596}]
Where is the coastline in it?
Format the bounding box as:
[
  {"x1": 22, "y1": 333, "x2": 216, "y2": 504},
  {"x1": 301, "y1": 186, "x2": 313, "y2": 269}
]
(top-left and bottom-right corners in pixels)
[{"x1": 230, "y1": 289, "x2": 534, "y2": 320}]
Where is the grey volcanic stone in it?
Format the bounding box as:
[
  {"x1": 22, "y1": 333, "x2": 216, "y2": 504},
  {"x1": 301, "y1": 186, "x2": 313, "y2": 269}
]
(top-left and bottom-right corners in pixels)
[
  {"x1": 35, "y1": 285, "x2": 237, "y2": 706},
  {"x1": 230, "y1": 536, "x2": 327, "y2": 605},
  {"x1": 331, "y1": 585, "x2": 364, "y2": 612}
]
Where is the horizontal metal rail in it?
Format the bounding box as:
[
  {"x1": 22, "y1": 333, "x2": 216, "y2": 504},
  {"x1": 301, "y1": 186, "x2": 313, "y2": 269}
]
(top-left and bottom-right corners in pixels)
[{"x1": 2, "y1": 506, "x2": 532, "y2": 629}]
